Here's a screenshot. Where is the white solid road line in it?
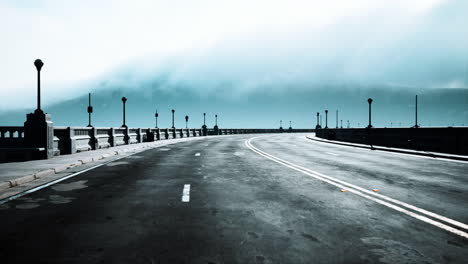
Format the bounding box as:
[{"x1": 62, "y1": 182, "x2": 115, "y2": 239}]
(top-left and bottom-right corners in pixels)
[
  {"x1": 182, "y1": 184, "x2": 191, "y2": 202},
  {"x1": 245, "y1": 136, "x2": 468, "y2": 239},
  {"x1": 325, "y1": 152, "x2": 339, "y2": 156},
  {"x1": 195, "y1": 153, "x2": 201, "y2": 156}
]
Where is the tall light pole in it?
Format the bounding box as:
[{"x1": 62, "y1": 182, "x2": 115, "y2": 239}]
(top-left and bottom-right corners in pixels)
[
  {"x1": 367, "y1": 98, "x2": 373, "y2": 128},
  {"x1": 336, "y1": 110, "x2": 338, "y2": 128},
  {"x1": 215, "y1": 114, "x2": 218, "y2": 126},
  {"x1": 325, "y1": 110, "x2": 329, "y2": 129},
  {"x1": 87, "y1": 93, "x2": 93, "y2": 127},
  {"x1": 34, "y1": 59, "x2": 44, "y2": 114},
  {"x1": 316, "y1": 112, "x2": 320, "y2": 129},
  {"x1": 289, "y1": 121, "x2": 292, "y2": 130},
  {"x1": 414, "y1": 95, "x2": 419, "y2": 128},
  {"x1": 340, "y1": 119, "x2": 343, "y2": 128},
  {"x1": 171, "y1": 109, "x2": 175, "y2": 128},
  {"x1": 185, "y1": 115, "x2": 189, "y2": 128},
  {"x1": 202, "y1": 113, "x2": 206, "y2": 128},
  {"x1": 121, "y1": 97, "x2": 127, "y2": 128},
  {"x1": 155, "y1": 110, "x2": 158, "y2": 128}
]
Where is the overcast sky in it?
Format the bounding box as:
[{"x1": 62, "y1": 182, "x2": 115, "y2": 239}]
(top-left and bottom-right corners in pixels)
[{"x1": 1, "y1": 0, "x2": 467, "y2": 110}]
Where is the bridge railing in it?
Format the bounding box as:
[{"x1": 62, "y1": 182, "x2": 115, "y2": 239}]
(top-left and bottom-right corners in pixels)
[
  {"x1": 0, "y1": 126, "x2": 25, "y2": 147},
  {"x1": 1, "y1": 124, "x2": 314, "y2": 162}
]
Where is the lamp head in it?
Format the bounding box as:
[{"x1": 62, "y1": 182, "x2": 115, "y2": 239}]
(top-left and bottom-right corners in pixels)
[
  {"x1": 121, "y1": 97, "x2": 127, "y2": 103},
  {"x1": 34, "y1": 59, "x2": 44, "y2": 71},
  {"x1": 368, "y1": 98, "x2": 373, "y2": 104}
]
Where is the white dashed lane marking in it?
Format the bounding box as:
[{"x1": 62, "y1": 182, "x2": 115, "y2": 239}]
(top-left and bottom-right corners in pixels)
[
  {"x1": 182, "y1": 184, "x2": 191, "y2": 202},
  {"x1": 195, "y1": 153, "x2": 201, "y2": 156}
]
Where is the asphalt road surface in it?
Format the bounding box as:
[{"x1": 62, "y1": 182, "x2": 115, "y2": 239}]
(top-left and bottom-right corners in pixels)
[{"x1": 1, "y1": 134, "x2": 467, "y2": 263}]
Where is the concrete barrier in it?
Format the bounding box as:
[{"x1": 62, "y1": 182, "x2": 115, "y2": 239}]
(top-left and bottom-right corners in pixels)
[{"x1": 315, "y1": 127, "x2": 468, "y2": 155}]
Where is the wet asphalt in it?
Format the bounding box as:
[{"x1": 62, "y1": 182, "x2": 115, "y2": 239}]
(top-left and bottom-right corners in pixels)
[{"x1": 0, "y1": 134, "x2": 467, "y2": 264}]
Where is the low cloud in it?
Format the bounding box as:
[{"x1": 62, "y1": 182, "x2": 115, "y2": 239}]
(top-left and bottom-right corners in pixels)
[{"x1": 1, "y1": 0, "x2": 467, "y2": 110}]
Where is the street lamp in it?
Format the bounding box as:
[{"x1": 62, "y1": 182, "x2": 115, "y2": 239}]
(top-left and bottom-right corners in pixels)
[
  {"x1": 185, "y1": 115, "x2": 189, "y2": 128},
  {"x1": 316, "y1": 112, "x2": 320, "y2": 129},
  {"x1": 171, "y1": 109, "x2": 175, "y2": 128},
  {"x1": 155, "y1": 109, "x2": 159, "y2": 128},
  {"x1": 325, "y1": 110, "x2": 329, "y2": 129},
  {"x1": 121, "y1": 97, "x2": 127, "y2": 128},
  {"x1": 289, "y1": 121, "x2": 292, "y2": 131},
  {"x1": 367, "y1": 98, "x2": 373, "y2": 128},
  {"x1": 280, "y1": 120, "x2": 283, "y2": 129},
  {"x1": 336, "y1": 110, "x2": 338, "y2": 128},
  {"x1": 215, "y1": 114, "x2": 218, "y2": 126},
  {"x1": 34, "y1": 59, "x2": 44, "y2": 114},
  {"x1": 87, "y1": 93, "x2": 93, "y2": 127},
  {"x1": 340, "y1": 119, "x2": 343, "y2": 128},
  {"x1": 414, "y1": 95, "x2": 419, "y2": 128},
  {"x1": 202, "y1": 113, "x2": 207, "y2": 128}
]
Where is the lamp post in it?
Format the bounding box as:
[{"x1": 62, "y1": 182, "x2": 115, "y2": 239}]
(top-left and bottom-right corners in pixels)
[
  {"x1": 289, "y1": 121, "x2": 292, "y2": 131},
  {"x1": 414, "y1": 95, "x2": 419, "y2": 128},
  {"x1": 316, "y1": 112, "x2": 320, "y2": 129},
  {"x1": 336, "y1": 110, "x2": 338, "y2": 128},
  {"x1": 280, "y1": 120, "x2": 283, "y2": 129},
  {"x1": 202, "y1": 113, "x2": 206, "y2": 128},
  {"x1": 171, "y1": 109, "x2": 175, "y2": 128},
  {"x1": 367, "y1": 98, "x2": 373, "y2": 128},
  {"x1": 320, "y1": 114, "x2": 322, "y2": 127},
  {"x1": 185, "y1": 115, "x2": 189, "y2": 128},
  {"x1": 155, "y1": 110, "x2": 159, "y2": 128},
  {"x1": 340, "y1": 119, "x2": 343, "y2": 128},
  {"x1": 87, "y1": 93, "x2": 93, "y2": 127},
  {"x1": 325, "y1": 110, "x2": 328, "y2": 129},
  {"x1": 34, "y1": 59, "x2": 44, "y2": 114},
  {"x1": 121, "y1": 97, "x2": 127, "y2": 128},
  {"x1": 215, "y1": 114, "x2": 218, "y2": 126}
]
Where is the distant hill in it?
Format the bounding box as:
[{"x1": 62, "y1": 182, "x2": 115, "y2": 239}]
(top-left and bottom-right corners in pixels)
[{"x1": 1, "y1": 86, "x2": 467, "y2": 128}]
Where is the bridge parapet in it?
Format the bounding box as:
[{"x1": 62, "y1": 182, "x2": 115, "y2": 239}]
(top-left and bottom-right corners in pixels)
[
  {"x1": 315, "y1": 127, "x2": 468, "y2": 155},
  {"x1": 0, "y1": 126, "x2": 25, "y2": 147},
  {"x1": 1, "y1": 124, "x2": 315, "y2": 162}
]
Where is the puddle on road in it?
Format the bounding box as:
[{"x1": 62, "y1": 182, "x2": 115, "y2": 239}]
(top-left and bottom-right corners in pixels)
[
  {"x1": 49, "y1": 195, "x2": 76, "y2": 204},
  {"x1": 52, "y1": 180, "x2": 88, "y2": 192},
  {"x1": 106, "y1": 161, "x2": 130, "y2": 167},
  {"x1": 16, "y1": 203, "x2": 40, "y2": 209}
]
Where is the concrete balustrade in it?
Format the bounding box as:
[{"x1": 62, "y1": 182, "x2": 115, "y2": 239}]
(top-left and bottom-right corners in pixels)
[{"x1": 0, "y1": 123, "x2": 315, "y2": 162}]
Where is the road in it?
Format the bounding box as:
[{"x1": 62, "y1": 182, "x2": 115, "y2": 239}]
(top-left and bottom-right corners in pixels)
[{"x1": 0, "y1": 133, "x2": 467, "y2": 263}]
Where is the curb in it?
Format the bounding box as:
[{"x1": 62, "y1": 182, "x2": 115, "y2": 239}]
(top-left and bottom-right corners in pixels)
[
  {"x1": 0, "y1": 136, "x2": 208, "y2": 192},
  {"x1": 306, "y1": 136, "x2": 468, "y2": 162}
]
